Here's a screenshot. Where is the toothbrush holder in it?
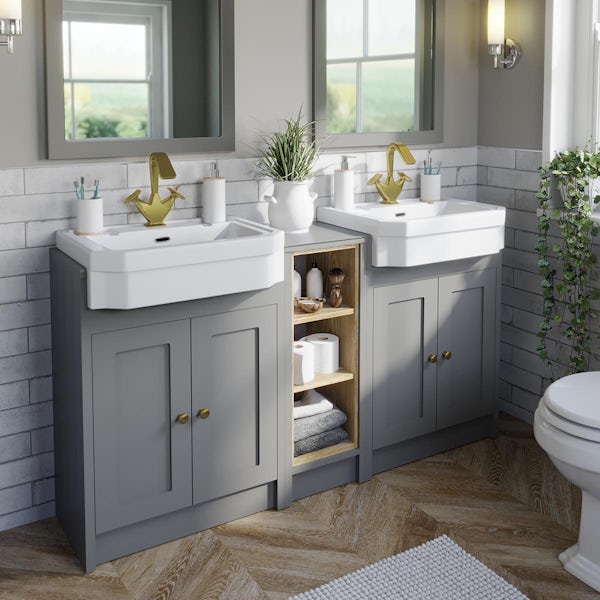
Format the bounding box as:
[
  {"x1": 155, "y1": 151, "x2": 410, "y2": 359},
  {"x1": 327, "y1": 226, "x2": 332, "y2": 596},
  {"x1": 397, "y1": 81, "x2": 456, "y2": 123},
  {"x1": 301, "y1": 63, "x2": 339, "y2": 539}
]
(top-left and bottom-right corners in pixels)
[
  {"x1": 76, "y1": 197, "x2": 104, "y2": 235},
  {"x1": 420, "y1": 174, "x2": 441, "y2": 203}
]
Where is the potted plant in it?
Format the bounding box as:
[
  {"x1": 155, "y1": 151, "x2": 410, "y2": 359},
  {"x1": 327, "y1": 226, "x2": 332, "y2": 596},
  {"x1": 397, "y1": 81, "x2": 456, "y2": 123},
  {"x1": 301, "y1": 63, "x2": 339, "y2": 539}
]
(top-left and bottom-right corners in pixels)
[
  {"x1": 536, "y1": 148, "x2": 600, "y2": 375},
  {"x1": 256, "y1": 111, "x2": 320, "y2": 234}
]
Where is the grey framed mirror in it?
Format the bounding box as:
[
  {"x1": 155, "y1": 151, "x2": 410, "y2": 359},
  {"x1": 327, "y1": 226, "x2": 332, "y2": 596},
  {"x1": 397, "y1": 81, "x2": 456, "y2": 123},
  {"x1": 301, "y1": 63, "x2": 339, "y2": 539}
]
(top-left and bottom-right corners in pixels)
[
  {"x1": 45, "y1": 0, "x2": 235, "y2": 159},
  {"x1": 313, "y1": 0, "x2": 444, "y2": 148}
]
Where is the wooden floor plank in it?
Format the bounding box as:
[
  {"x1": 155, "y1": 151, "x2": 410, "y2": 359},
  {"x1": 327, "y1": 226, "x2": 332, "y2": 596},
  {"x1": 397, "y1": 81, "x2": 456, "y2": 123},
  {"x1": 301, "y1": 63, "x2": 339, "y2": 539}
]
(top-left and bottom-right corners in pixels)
[{"x1": 0, "y1": 414, "x2": 598, "y2": 599}]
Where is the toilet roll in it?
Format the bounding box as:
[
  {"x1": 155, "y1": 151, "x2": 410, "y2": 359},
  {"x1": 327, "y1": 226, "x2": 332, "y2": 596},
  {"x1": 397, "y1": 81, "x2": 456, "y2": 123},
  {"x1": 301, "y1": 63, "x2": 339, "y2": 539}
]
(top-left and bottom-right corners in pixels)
[
  {"x1": 293, "y1": 341, "x2": 315, "y2": 386},
  {"x1": 301, "y1": 333, "x2": 339, "y2": 374}
]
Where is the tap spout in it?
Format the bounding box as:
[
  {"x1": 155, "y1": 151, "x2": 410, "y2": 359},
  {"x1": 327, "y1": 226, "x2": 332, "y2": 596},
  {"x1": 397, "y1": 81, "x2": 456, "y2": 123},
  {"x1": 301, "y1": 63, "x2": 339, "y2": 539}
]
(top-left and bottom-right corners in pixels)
[
  {"x1": 368, "y1": 142, "x2": 416, "y2": 204},
  {"x1": 123, "y1": 152, "x2": 184, "y2": 227},
  {"x1": 149, "y1": 152, "x2": 176, "y2": 198}
]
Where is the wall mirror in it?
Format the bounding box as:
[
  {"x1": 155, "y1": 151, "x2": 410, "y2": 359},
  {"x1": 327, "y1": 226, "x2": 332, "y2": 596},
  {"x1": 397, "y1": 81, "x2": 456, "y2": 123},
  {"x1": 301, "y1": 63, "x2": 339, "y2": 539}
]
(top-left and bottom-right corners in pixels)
[
  {"x1": 313, "y1": 0, "x2": 444, "y2": 148},
  {"x1": 45, "y1": 0, "x2": 235, "y2": 159}
]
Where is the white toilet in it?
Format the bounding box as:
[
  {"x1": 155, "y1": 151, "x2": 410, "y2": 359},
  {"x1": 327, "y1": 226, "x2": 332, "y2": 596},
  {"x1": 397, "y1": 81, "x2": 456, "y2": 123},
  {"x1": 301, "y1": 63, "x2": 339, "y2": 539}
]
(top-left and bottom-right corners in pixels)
[{"x1": 534, "y1": 371, "x2": 600, "y2": 593}]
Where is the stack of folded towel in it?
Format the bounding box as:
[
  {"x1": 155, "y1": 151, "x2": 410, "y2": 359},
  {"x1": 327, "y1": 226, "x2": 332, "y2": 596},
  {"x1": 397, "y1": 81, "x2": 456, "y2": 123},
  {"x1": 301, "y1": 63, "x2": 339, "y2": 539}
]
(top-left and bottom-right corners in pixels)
[{"x1": 293, "y1": 389, "x2": 348, "y2": 456}]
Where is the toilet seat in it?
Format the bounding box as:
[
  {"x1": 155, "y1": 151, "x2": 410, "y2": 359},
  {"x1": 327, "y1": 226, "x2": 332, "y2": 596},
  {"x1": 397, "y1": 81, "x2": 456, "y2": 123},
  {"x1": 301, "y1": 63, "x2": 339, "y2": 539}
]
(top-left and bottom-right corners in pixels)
[{"x1": 540, "y1": 372, "x2": 600, "y2": 442}]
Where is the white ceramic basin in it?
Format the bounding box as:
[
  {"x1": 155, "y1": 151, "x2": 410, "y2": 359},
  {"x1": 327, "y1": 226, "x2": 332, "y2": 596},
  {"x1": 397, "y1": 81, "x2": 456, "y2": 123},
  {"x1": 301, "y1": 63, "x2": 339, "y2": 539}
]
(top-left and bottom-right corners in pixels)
[
  {"x1": 56, "y1": 218, "x2": 285, "y2": 309},
  {"x1": 317, "y1": 199, "x2": 505, "y2": 267}
]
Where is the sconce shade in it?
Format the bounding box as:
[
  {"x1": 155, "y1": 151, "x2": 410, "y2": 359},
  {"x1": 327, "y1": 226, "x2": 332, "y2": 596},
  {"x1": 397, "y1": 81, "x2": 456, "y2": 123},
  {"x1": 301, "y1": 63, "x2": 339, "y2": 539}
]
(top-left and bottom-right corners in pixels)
[
  {"x1": 488, "y1": 0, "x2": 505, "y2": 45},
  {"x1": 0, "y1": 0, "x2": 21, "y2": 20}
]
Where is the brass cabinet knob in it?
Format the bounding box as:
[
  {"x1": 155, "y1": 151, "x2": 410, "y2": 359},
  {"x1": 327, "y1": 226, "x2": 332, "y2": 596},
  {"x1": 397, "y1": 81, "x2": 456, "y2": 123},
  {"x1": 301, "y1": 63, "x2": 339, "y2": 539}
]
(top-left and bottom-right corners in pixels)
[
  {"x1": 198, "y1": 408, "x2": 210, "y2": 419},
  {"x1": 176, "y1": 412, "x2": 189, "y2": 425},
  {"x1": 442, "y1": 351, "x2": 452, "y2": 360},
  {"x1": 427, "y1": 354, "x2": 438, "y2": 363}
]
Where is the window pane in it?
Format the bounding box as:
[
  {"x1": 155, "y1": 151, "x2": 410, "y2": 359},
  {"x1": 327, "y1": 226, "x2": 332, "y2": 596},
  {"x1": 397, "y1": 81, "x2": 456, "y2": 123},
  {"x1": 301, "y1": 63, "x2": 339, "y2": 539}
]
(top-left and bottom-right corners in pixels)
[
  {"x1": 327, "y1": 63, "x2": 357, "y2": 133},
  {"x1": 362, "y1": 60, "x2": 415, "y2": 132},
  {"x1": 70, "y1": 83, "x2": 149, "y2": 139},
  {"x1": 368, "y1": 0, "x2": 416, "y2": 56},
  {"x1": 69, "y1": 21, "x2": 147, "y2": 80},
  {"x1": 327, "y1": 0, "x2": 363, "y2": 59}
]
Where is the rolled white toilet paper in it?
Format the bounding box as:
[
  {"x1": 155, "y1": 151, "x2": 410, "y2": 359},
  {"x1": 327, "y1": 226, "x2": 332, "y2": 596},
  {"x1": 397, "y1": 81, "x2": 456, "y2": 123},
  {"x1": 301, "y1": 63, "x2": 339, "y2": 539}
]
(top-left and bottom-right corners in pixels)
[
  {"x1": 293, "y1": 341, "x2": 315, "y2": 386},
  {"x1": 301, "y1": 333, "x2": 339, "y2": 374}
]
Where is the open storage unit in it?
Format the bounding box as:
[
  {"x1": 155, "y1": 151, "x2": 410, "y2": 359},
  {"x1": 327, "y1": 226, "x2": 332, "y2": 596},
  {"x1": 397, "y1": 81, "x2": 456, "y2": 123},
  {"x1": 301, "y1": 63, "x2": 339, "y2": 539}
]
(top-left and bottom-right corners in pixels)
[{"x1": 291, "y1": 244, "x2": 360, "y2": 467}]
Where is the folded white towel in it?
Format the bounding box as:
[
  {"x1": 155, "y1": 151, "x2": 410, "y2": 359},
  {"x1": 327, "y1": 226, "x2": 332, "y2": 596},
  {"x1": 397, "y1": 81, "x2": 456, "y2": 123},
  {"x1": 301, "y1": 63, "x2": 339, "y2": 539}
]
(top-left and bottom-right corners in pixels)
[{"x1": 293, "y1": 389, "x2": 333, "y2": 419}]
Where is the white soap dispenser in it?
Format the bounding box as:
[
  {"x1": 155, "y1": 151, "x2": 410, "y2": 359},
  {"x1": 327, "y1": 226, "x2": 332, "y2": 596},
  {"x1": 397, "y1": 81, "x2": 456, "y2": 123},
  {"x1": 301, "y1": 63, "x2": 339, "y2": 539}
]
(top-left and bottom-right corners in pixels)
[
  {"x1": 202, "y1": 161, "x2": 226, "y2": 224},
  {"x1": 333, "y1": 155, "x2": 355, "y2": 211},
  {"x1": 306, "y1": 262, "x2": 324, "y2": 299}
]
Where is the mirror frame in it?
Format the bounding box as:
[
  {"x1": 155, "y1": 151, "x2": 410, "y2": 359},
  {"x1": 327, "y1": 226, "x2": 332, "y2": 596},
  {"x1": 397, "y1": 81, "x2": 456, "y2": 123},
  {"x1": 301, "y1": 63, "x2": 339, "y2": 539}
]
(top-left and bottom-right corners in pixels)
[
  {"x1": 313, "y1": 0, "x2": 445, "y2": 148},
  {"x1": 44, "y1": 0, "x2": 235, "y2": 159}
]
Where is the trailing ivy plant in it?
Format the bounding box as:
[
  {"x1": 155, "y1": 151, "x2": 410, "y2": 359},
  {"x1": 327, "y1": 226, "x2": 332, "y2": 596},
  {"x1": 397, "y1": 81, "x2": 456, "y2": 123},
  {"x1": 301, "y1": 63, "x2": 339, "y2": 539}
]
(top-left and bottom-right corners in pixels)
[{"x1": 536, "y1": 148, "x2": 600, "y2": 376}]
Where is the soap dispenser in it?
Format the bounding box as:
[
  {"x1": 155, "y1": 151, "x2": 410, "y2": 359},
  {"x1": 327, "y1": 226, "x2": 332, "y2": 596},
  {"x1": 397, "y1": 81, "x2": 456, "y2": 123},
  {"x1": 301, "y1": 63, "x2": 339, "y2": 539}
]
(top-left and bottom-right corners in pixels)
[
  {"x1": 333, "y1": 155, "x2": 355, "y2": 211},
  {"x1": 306, "y1": 262, "x2": 324, "y2": 299},
  {"x1": 202, "y1": 161, "x2": 226, "y2": 224}
]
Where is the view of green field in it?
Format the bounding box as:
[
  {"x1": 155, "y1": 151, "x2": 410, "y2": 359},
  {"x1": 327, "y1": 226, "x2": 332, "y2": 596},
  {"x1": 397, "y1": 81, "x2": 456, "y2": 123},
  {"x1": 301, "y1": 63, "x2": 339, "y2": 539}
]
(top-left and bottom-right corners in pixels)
[
  {"x1": 64, "y1": 82, "x2": 149, "y2": 140},
  {"x1": 327, "y1": 59, "x2": 415, "y2": 134}
]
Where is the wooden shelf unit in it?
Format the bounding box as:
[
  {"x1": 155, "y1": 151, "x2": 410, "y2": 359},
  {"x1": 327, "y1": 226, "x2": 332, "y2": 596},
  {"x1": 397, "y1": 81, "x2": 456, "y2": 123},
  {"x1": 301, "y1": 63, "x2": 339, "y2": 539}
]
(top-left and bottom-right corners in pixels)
[{"x1": 292, "y1": 245, "x2": 360, "y2": 467}]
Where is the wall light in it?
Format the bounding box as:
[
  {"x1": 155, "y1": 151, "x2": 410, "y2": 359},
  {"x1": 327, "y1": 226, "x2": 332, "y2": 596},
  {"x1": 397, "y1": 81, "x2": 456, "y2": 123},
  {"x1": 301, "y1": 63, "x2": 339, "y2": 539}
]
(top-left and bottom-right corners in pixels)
[
  {"x1": 0, "y1": 0, "x2": 22, "y2": 55},
  {"x1": 487, "y1": 0, "x2": 521, "y2": 69}
]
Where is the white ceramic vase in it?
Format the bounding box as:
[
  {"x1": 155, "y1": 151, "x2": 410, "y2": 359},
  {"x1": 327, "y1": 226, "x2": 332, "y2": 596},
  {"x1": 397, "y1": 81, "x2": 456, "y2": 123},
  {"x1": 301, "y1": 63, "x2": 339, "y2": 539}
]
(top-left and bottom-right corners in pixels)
[{"x1": 266, "y1": 181, "x2": 317, "y2": 234}]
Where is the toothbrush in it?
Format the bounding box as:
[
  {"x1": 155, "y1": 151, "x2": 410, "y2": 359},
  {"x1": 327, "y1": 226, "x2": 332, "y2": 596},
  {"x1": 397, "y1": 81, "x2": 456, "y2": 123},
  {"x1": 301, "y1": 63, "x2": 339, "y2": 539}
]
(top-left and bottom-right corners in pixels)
[
  {"x1": 80, "y1": 177, "x2": 85, "y2": 200},
  {"x1": 92, "y1": 179, "x2": 100, "y2": 199}
]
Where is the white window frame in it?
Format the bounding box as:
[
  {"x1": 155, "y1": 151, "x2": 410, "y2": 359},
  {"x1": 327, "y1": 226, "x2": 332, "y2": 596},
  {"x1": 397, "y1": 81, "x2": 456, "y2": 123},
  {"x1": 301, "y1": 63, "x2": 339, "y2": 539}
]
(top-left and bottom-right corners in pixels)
[
  {"x1": 62, "y1": 0, "x2": 172, "y2": 140},
  {"x1": 543, "y1": 0, "x2": 600, "y2": 160},
  {"x1": 325, "y1": 0, "x2": 423, "y2": 134}
]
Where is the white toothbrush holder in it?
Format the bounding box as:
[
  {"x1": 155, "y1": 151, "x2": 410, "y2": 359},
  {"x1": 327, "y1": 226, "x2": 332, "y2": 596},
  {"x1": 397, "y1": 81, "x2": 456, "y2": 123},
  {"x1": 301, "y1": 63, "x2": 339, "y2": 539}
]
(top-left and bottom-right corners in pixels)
[
  {"x1": 420, "y1": 174, "x2": 441, "y2": 203},
  {"x1": 202, "y1": 178, "x2": 226, "y2": 224},
  {"x1": 76, "y1": 197, "x2": 104, "y2": 235}
]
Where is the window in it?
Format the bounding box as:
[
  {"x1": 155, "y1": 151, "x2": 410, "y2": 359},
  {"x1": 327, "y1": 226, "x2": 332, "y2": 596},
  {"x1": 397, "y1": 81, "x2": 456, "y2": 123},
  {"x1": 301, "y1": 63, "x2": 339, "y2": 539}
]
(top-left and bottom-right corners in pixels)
[
  {"x1": 326, "y1": 0, "x2": 421, "y2": 134},
  {"x1": 314, "y1": 0, "x2": 442, "y2": 149},
  {"x1": 62, "y1": 0, "x2": 170, "y2": 140}
]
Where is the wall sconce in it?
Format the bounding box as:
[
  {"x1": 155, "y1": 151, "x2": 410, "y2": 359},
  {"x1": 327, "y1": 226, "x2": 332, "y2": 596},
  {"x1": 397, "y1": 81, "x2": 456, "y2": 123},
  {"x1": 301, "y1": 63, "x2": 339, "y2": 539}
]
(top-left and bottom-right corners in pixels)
[
  {"x1": 487, "y1": 0, "x2": 521, "y2": 69},
  {"x1": 0, "y1": 0, "x2": 22, "y2": 55}
]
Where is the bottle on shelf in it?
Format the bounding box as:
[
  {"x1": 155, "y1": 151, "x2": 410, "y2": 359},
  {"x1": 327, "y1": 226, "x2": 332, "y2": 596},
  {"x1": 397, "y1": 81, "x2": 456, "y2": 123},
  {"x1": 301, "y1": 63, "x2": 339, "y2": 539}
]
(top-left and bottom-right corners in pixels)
[{"x1": 306, "y1": 262, "x2": 323, "y2": 299}]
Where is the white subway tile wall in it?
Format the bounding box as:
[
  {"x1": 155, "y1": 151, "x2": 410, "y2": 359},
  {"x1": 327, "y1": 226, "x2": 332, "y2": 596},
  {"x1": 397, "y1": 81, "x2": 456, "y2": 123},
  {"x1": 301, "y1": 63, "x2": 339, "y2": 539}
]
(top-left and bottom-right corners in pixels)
[{"x1": 0, "y1": 146, "x2": 503, "y2": 531}]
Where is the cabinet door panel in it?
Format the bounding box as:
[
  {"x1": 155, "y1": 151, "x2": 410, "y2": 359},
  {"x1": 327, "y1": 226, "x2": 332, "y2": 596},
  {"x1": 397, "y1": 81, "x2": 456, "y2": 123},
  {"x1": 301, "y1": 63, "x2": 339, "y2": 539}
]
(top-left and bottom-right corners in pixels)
[
  {"x1": 191, "y1": 306, "x2": 277, "y2": 504},
  {"x1": 92, "y1": 320, "x2": 192, "y2": 534},
  {"x1": 372, "y1": 280, "x2": 438, "y2": 448},
  {"x1": 437, "y1": 270, "x2": 496, "y2": 429}
]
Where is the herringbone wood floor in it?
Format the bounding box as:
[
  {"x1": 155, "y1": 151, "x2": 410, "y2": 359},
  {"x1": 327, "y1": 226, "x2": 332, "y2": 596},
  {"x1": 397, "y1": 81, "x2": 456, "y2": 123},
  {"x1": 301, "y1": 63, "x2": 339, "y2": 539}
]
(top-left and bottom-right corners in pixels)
[{"x1": 0, "y1": 415, "x2": 598, "y2": 599}]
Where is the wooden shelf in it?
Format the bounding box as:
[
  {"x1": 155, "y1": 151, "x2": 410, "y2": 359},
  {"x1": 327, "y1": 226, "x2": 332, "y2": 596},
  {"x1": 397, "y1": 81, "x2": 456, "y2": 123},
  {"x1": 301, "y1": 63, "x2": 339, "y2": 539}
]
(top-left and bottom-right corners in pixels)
[
  {"x1": 293, "y1": 304, "x2": 355, "y2": 325},
  {"x1": 293, "y1": 370, "x2": 354, "y2": 393},
  {"x1": 292, "y1": 439, "x2": 357, "y2": 467}
]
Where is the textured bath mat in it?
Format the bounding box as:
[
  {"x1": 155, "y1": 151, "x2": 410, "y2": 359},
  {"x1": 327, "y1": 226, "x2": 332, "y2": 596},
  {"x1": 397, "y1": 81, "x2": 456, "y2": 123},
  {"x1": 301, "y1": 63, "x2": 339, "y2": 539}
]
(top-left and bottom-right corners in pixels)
[{"x1": 288, "y1": 535, "x2": 528, "y2": 599}]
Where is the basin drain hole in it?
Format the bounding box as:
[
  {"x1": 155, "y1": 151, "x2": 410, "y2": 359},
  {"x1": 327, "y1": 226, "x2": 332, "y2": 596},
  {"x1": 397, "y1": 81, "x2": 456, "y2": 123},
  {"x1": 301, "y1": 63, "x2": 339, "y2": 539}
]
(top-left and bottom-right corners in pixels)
[
  {"x1": 395, "y1": 212, "x2": 406, "y2": 217},
  {"x1": 155, "y1": 236, "x2": 171, "y2": 243}
]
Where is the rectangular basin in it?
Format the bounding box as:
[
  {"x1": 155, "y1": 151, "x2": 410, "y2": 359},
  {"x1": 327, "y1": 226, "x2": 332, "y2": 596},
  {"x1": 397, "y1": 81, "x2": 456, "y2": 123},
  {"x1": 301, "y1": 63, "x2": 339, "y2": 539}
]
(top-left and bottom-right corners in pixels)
[
  {"x1": 317, "y1": 199, "x2": 505, "y2": 267},
  {"x1": 56, "y1": 218, "x2": 285, "y2": 309}
]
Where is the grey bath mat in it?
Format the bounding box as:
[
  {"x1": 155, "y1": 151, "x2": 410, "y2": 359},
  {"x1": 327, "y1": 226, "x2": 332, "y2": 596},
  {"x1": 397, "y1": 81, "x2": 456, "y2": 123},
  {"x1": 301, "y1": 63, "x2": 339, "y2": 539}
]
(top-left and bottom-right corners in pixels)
[{"x1": 288, "y1": 535, "x2": 528, "y2": 600}]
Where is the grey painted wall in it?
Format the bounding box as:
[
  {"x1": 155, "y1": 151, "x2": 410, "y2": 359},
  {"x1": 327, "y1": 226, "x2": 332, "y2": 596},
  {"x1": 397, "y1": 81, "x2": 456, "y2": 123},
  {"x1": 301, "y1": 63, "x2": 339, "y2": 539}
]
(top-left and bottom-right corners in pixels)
[
  {"x1": 478, "y1": 0, "x2": 545, "y2": 150},
  {"x1": 0, "y1": 0, "x2": 480, "y2": 168}
]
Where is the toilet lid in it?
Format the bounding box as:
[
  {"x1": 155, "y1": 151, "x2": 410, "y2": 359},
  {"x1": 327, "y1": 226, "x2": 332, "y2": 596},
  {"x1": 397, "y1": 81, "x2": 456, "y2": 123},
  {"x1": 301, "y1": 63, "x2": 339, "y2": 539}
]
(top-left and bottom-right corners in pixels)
[
  {"x1": 544, "y1": 372, "x2": 600, "y2": 429},
  {"x1": 538, "y1": 399, "x2": 600, "y2": 442}
]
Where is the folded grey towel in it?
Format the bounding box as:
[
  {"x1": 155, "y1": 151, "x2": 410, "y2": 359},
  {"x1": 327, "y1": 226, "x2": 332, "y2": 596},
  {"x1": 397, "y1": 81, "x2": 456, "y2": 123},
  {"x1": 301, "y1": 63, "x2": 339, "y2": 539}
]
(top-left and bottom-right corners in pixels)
[
  {"x1": 294, "y1": 427, "x2": 349, "y2": 457},
  {"x1": 294, "y1": 407, "x2": 347, "y2": 442}
]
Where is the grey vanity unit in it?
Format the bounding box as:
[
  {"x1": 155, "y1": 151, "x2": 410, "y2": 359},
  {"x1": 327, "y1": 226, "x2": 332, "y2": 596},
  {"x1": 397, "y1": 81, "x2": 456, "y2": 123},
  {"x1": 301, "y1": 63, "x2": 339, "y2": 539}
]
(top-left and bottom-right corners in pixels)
[
  {"x1": 50, "y1": 248, "x2": 287, "y2": 573},
  {"x1": 50, "y1": 224, "x2": 500, "y2": 573},
  {"x1": 359, "y1": 241, "x2": 501, "y2": 476}
]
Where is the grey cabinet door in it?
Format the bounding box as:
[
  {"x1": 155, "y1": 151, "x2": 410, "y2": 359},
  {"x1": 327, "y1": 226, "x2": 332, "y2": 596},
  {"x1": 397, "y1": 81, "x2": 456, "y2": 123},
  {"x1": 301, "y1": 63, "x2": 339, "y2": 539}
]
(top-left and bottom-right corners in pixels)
[
  {"x1": 437, "y1": 269, "x2": 496, "y2": 429},
  {"x1": 191, "y1": 306, "x2": 278, "y2": 504},
  {"x1": 372, "y1": 280, "x2": 438, "y2": 448},
  {"x1": 92, "y1": 320, "x2": 192, "y2": 534}
]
